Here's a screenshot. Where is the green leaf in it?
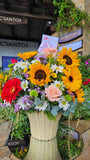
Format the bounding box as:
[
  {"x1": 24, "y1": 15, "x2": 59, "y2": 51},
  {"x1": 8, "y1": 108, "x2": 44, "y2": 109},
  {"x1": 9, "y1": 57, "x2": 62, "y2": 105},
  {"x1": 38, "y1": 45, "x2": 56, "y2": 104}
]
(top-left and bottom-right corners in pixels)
[
  {"x1": 34, "y1": 97, "x2": 41, "y2": 105},
  {"x1": 51, "y1": 109, "x2": 58, "y2": 116},
  {"x1": 41, "y1": 94, "x2": 45, "y2": 101},
  {"x1": 63, "y1": 110, "x2": 70, "y2": 117},
  {"x1": 45, "y1": 103, "x2": 50, "y2": 111},
  {"x1": 68, "y1": 106, "x2": 75, "y2": 113},
  {"x1": 52, "y1": 105, "x2": 59, "y2": 111}
]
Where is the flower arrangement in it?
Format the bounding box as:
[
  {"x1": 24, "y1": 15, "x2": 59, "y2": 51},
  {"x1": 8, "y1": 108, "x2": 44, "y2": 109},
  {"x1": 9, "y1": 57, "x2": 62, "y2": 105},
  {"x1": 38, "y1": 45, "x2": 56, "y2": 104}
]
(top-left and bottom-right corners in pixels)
[{"x1": 0, "y1": 45, "x2": 85, "y2": 118}]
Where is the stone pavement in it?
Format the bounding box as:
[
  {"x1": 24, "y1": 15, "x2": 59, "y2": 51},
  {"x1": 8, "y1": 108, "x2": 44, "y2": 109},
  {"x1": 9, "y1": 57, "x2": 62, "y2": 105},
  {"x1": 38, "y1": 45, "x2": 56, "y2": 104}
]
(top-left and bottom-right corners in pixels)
[
  {"x1": 0, "y1": 121, "x2": 19, "y2": 160},
  {"x1": 0, "y1": 120, "x2": 90, "y2": 160},
  {"x1": 75, "y1": 129, "x2": 90, "y2": 160}
]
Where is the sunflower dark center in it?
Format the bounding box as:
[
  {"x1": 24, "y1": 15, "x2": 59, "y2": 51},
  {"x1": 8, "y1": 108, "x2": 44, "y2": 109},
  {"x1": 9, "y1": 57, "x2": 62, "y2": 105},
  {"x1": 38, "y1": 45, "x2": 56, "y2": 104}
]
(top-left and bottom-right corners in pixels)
[
  {"x1": 63, "y1": 55, "x2": 72, "y2": 65},
  {"x1": 35, "y1": 70, "x2": 46, "y2": 81},
  {"x1": 69, "y1": 76, "x2": 73, "y2": 82}
]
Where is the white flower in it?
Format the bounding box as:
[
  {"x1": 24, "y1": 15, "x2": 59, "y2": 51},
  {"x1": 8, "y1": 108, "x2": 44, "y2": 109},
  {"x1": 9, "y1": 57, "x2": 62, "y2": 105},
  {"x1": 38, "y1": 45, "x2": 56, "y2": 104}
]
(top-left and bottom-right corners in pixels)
[
  {"x1": 31, "y1": 59, "x2": 40, "y2": 64},
  {"x1": 52, "y1": 80, "x2": 65, "y2": 91},
  {"x1": 16, "y1": 97, "x2": 26, "y2": 110},
  {"x1": 4, "y1": 100, "x2": 11, "y2": 107},
  {"x1": 50, "y1": 64, "x2": 64, "y2": 74},
  {"x1": 35, "y1": 101, "x2": 47, "y2": 111},
  {"x1": 16, "y1": 97, "x2": 30, "y2": 110},
  {"x1": 59, "y1": 97, "x2": 70, "y2": 111},
  {"x1": 14, "y1": 61, "x2": 30, "y2": 70},
  {"x1": 21, "y1": 80, "x2": 29, "y2": 91}
]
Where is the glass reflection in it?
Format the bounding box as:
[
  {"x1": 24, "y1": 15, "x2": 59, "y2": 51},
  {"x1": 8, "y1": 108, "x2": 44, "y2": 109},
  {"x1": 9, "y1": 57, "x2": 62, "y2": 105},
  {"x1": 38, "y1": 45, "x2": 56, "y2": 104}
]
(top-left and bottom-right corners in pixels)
[{"x1": 24, "y1": 136, "x2": 62, "y2": 160}]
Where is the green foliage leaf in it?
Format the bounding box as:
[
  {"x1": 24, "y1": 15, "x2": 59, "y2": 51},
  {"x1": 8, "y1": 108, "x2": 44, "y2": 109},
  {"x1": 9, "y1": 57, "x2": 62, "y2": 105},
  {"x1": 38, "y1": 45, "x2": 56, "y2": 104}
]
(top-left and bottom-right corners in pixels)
[
  {"x1": 34, "y1": 97, "x2": 41, "y2": 105},
  {"x1": 63, "y1": 110, "x2": 70, "y2": 117},
  {"x1": 51, "y1": 109, "x2": 58, "y2": 116},
  {"x1": 44, "y1": 111, "x2": 56, "y2": 120},
  {"x1": 41, "y1": 94, "x2": 45, "y2": 101}
]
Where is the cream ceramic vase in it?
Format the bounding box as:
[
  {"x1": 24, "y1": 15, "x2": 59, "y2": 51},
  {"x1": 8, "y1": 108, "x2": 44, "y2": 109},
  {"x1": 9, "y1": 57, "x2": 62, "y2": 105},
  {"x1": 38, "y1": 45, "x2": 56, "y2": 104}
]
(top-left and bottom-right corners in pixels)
[
  {"x1": 26, "y1": 111, "x2": 62, "y2": 141},
  {"x1": 24, "y1": 136, "x2": 62, "y2": 160}
]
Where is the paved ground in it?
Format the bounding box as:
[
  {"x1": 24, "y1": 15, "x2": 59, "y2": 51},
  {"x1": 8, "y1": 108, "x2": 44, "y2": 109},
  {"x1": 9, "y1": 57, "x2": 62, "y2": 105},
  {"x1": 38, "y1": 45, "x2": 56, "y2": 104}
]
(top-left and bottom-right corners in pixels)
[
  {"x1": 0, "y1": 121, "x2": 19, "y2": 160},
  {"x1": 0, "y1": 120, "x2": 90, "y2": 160},
  {"x1": 75, "y1": 129, "x2": 90, "y2": 160}
]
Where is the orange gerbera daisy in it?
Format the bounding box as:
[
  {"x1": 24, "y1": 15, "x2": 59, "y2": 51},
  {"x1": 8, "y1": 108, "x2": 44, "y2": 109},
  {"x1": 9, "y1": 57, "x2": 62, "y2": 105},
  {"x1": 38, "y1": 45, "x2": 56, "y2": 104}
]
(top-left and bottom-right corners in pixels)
[
  {"x1": 17, "y1": 51, "x2": 38, "y2": 60},
  {"x1": 57, "y1": 47, "x2": 80, "y2": 69},
  {"x1": 28, "y1": 62, "x2": 52, "y2": 86}
]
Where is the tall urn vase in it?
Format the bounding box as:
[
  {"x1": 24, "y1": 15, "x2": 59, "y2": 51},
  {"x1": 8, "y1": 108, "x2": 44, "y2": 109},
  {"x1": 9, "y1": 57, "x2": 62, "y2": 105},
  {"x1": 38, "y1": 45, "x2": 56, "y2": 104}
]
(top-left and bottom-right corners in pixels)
[
  {"x1": 26, "y1": 111, "x2": 62, "y2": 141},
  {"x1": 24, "y1": 111, "x2": 62, "y2": 160}
]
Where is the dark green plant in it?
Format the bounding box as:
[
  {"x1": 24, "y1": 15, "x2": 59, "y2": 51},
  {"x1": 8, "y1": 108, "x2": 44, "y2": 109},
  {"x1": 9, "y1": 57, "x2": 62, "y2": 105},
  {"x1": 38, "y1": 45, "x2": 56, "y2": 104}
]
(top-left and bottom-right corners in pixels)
[
  {"x1": 57, "y1": 123, "x2": 84, "y2": 159},
  {"x1": 11, "y1": 110, "x2": 30, "y2": 140},
  {"x1": 53, "y1": 0, "x2": 89, "y2": 31},
  {"x1": 13, "y1": 146, "x2": 28, "y2": 159},
  {"x1": 71, "y1": 55, "x2": 90, "y2": 120},
  {"x1": 0, "y1": 104, "x2": 30, "y2": 140},
  {"x1": 0, "y1": 105, "x2": 14, "y2": 122},
  {"x1": 79, "y1": 55, "x2": 90, "y2": 80}
]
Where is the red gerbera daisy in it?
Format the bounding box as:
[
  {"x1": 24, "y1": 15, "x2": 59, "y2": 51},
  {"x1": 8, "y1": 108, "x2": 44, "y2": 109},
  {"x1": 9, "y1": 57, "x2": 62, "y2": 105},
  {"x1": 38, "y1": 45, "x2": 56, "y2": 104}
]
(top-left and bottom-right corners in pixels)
[{"x1": 1, "y1": 78, "x2": 22, "y2": 103}]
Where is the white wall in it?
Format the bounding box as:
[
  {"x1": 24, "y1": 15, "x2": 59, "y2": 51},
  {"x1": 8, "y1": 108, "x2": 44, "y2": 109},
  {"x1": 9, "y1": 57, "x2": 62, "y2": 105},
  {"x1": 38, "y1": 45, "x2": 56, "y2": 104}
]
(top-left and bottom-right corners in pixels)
[{"x1": 0, "y1": 39, "x2": 39, "y2": 68}]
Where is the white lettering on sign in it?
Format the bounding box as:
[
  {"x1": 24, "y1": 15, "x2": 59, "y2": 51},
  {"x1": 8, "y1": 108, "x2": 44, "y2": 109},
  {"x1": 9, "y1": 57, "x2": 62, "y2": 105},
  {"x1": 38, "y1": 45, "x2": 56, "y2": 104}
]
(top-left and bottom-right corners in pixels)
[
  {"x1": 0, "y1": 16, "x2": 21, "y2": 23},
  {"x1": 0, "y1": 41, "x2": 28, "y2": 48},
  {"x1": 8, "y1": 141, "x2": 19, "y2": 146}
]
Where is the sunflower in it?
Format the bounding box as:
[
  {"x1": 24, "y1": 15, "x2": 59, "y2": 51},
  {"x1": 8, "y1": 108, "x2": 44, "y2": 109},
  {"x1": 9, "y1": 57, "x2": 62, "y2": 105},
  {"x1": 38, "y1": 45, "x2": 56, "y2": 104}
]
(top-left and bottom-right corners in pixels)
[
  {"x1": 17, "y1": 51, "x2": 38, "y2": 60},
  {"x1": 57, "y1": 47, "x2": 80, "y2": 69},
  {"x1": 72, "y1": 88, "x2": 85, "y2": 103},
  {"x1": 62, "y1": 67, "x2": 82, "y2": 91},
  {"x1": 28, "y1": 62, "x2": 51, "y2": 86}
]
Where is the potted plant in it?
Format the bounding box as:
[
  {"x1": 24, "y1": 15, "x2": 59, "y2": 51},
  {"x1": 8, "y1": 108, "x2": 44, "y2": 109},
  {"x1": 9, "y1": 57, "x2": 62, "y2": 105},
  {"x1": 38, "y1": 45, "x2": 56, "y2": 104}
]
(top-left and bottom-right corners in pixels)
[{"x1": 0, "y1": 44, "x2": 86, "y2": 159}]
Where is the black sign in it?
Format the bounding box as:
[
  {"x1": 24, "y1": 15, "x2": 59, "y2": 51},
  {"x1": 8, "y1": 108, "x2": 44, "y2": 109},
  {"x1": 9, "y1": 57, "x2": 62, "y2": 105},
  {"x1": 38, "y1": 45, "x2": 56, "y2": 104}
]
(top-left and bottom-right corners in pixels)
[
  {"x1": 58, "y1": 28, "x2": 83, "y2": 43},
  {"x1": 7, "y1": 140, "x2": 25, "y2": 147},
  {"x1": 0, "y1": 40, "x2": 28, "y2": 48},
  {"x1": 0, "y1": 14, "x2": 27, "y2": 25}
]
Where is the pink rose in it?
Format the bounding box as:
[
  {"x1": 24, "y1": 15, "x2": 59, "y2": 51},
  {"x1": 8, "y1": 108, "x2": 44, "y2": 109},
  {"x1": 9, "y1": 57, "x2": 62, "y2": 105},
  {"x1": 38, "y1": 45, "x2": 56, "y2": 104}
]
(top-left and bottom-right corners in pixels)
[
  {"x1": 45, "y1": 85, "x2": 62, "y2": 102},
  {"x1": 42, "y1": 47, "x2": 57, "y2": 58},
  {"x1": 11, "y1": 59, "x2": 17, "y2": 64}
]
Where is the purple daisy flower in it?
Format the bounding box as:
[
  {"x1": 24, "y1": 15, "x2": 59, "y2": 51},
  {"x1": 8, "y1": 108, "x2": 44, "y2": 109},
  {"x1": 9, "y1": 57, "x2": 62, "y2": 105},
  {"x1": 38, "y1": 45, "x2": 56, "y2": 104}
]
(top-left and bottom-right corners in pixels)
[{"x1": 37, "y1": 55, "x2": 47, "y2": 64}]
